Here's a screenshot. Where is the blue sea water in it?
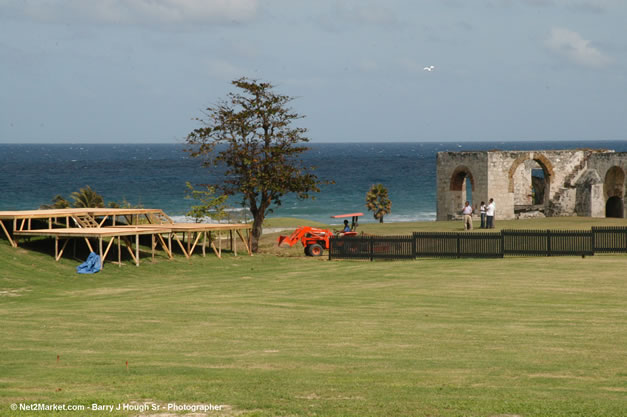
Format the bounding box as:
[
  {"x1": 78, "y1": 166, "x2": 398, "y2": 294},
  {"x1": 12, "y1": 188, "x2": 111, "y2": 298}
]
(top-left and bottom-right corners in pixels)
[{"x1": 1, "y1": 141, "x2": 626, "y2": 224}]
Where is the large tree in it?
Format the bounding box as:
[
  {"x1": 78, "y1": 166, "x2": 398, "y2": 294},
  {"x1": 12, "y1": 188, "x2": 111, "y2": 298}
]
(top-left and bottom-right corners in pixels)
[{"x1": 185, "y1": 78, "x2": 326, "y2": 252}]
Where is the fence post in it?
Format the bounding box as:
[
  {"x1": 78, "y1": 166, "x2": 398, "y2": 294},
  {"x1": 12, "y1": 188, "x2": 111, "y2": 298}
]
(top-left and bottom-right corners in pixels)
[
  {"x1": 328, "y1": 237, "x2": 332, "y2": 261},
  {"x1": 547, "y1": 229, "x2": 551, "y2": 257},
  {"x1": 590, "y1": 229, "x2": 595, "y2": 256},
  {"x1": 456, "y1": 233, "x2": 460, "y2": 258},
  {"x1": 369, "y1": 236, "x2": 374, "y2": 262},
  {"x1": 500, "y1": 230, "x2": 505, "y2": 258},
  {"x1": 412, "y1": 233, "x2": 417, "y2": 260}
]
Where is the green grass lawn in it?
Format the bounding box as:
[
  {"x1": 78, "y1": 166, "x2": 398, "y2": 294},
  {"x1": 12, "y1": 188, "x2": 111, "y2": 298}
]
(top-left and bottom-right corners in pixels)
[{"x1": 1, "y1": 218, "x2": 626, "y2": 417}]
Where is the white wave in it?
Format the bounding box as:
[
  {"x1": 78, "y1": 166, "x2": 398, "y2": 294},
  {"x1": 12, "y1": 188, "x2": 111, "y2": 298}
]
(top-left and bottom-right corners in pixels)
[{"x1": 169, "y1": 215, "x2": 247, "y2": 224}]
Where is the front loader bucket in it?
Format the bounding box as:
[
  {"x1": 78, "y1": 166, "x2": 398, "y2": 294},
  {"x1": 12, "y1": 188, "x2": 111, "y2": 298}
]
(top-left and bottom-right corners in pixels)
[{"x1": 277, "y1": 235, "x2": 290, "y2": 246}]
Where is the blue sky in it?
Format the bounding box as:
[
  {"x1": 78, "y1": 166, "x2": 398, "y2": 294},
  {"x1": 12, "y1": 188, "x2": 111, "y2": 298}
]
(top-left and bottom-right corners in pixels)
[{"x1": 1, "y1": 0, "x2": 626, "y2": 143}]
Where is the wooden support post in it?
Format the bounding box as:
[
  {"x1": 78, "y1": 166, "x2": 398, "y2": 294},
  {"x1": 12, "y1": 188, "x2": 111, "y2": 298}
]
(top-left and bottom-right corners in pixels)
[
  {"x1": 233, "y1": 230, "x2": 237, "y2": 256},
  {"x1": 202, "y1": 232, "x2": 207, "y2": 257},
  {"x1": 156, "y1": 234, "x2": 172, "y2": 259},
  {"x1": 189, "y1": 232, "x2": 203, "y2": 257},
  {"x1": 99, "y1": 237, "x2": 104, "y2": 269},
  {"x1": 168, "y1": 233, "x2": 172, "y2": 256},
  {"x1": 218, "y1": 231, "x2": 222, "y2": 257},
  {"x1": 230, "y1": 230, "x2": 233, "y2": 253},
  {"x1": 135, "y1": 234, "x2": 140, "y2": 266},
  {"x1": 48, "y1": 217, "x2": 51, "y2": 230},
  {"x1": 55, "y1": 236, "x2": 59, "y2": 261},
  {"x1": 118, "y1": 236, "x2": 121, "y2": 267},
  {"x1": 0, "y1": 219, "x2": 17, "y2": 248},
  {"x1": 151, "y1": 234, "x2": 155, "y2": 262},
  {"x1": 173, "y1": 233, "x2": 190, "y2": 259},
  {"x1": 236, "y1": 230, "x2": 251, "y2": 255},
  {"x1": 112, "y1": 215, "x2": 116, "y2": 226},
  {"x1": 28, "y1": 218, "x2": 31, "y2": 230},
  {"x1": 55, "y1": 239, "x2": 69, "y2": 262},
  {"x1": 102, "y1": 237, "x2": 116, "y2": 264},
  {"x1": 122, "y1": 237, "x2": 137, "y2": 264},
  {"x1": 84, "y1": 237, "x2": 94, "y2": 253}
]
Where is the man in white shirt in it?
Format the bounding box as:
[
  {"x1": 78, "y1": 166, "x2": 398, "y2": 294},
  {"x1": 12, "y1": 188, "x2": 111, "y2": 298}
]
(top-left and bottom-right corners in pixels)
[
  {"x1": 486, "y1": 198, "x2": 496, "y2": 229},
  {"x1": 461, "y1": 201, "x2": 473, "y2": 230}
]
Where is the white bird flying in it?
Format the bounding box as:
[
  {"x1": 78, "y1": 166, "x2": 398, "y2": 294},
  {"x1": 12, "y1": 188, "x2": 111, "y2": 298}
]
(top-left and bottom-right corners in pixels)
[{"x1": 423, "y1": 65, "x2": 435, "y2": 72}]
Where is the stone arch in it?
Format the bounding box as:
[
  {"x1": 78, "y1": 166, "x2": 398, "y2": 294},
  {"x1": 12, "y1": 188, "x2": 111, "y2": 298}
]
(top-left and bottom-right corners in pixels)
[
  {"x1": 448, "y1": 165, "x2": 475, "y2": 214},
  {"x1": 508, "y1": 153, "x2": 554, "y2": 193},
  {"x1": 603, "y1": 166, "x2": 625, "y2": 218},
  {"x1": 606, "y1": 197, "x2": 624, "y2": 218},
  {"x1": 450, "y1": 165, "x2": 475, "y2": 191}
]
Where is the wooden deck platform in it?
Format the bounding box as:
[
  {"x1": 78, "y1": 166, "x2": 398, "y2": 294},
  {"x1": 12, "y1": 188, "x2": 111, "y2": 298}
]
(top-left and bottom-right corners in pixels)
[
  {"x1": 1, "y1": 208, "x2": 252, "y2": 265},
  {"x1": 0, "y1": 208, "x2": 171, "y2": 248},
  {"x1": 114, "y1": 223, "x2": 252, "y2": 259}
]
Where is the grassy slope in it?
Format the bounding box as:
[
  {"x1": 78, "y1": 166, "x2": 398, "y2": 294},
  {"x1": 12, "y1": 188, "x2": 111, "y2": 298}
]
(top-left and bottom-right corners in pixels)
[{"x1": 1, "y1": 218, "x2": 627, "y2": 417}]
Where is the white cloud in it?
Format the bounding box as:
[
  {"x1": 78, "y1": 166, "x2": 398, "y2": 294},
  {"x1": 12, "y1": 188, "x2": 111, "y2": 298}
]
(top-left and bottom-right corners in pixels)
[
  {"x1": 545, "y1": 27, "x2": 612, "y2": 68},
  {"x1": 2, "y1": 0, "x2": 258, "y2": 25}
]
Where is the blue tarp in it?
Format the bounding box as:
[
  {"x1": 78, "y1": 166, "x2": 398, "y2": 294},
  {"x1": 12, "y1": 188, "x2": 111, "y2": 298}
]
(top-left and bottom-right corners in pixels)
[{"x1": 77, "y1": 252, "x2": 101, "y2": 274}]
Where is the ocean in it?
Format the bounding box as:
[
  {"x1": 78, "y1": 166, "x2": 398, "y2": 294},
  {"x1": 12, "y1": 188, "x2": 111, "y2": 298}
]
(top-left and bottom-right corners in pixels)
[{"x1": 1, "y1": 141, "x2": 626, "y2": 224}]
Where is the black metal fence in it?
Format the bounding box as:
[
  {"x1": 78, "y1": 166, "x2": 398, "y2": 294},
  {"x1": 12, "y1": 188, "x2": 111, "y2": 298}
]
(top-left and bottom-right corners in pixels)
[
  {"x1": 328, "y1": 227, "x2": 627, "y2": 261},
  {"x1": 592, "y1": 227, "x2": 627, "y2": 253}
]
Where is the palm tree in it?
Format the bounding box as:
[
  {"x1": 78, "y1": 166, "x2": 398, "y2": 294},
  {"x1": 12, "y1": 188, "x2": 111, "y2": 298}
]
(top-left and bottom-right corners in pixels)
[
  {"x1": 366, "y1": 184, "x2": 392, "y2": 223},
  {"x1": 40, "y1": 195, "x2": 71, "y2": 209},
  {"x1": 71, "y1": 185, "x2": 105, "y2": 208}
]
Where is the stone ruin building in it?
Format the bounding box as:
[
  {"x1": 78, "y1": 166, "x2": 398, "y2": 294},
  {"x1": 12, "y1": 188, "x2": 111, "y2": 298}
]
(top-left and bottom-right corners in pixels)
[{"x1": 436, "y1": 149, "x2": 627, "y2": 221}]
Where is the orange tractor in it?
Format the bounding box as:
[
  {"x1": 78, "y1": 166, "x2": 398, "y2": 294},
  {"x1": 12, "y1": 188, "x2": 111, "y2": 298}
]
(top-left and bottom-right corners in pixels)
[{"x1": 277, "y1": 213, "x2": 363, "y2": 256}]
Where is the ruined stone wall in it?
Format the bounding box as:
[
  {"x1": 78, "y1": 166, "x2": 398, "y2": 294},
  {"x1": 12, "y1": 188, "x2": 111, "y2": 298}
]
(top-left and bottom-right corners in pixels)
[
  {"x1": 436, "y1": 152, "x2": 488, "y2": 221},
  {"x1": 588, "y1": 152, "x2": 627, "y2": 217},
  {"x1": 436, "y1": 149, "x2": 618, "y2": 221}
]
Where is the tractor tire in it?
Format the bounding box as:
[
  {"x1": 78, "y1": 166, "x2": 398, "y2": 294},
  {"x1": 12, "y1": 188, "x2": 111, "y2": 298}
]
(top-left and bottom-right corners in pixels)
[
  {"x1": 304, "y1": 246, "x2": 312, "y2": 256},
  {"x1": 309, "y1": 243, "x2": 324, "y2": 257}
]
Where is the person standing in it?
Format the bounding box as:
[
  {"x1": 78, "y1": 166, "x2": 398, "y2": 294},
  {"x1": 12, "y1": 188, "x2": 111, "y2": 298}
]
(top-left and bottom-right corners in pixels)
[
  {"x1": 462, "y1": 201, "x2": 473, "y2": 230},
  {"x1": 480, "y1": 201, "x2": 486, "y2": 229},
  {"x1": 486, "y1": 198, "x2": 496, "y2": 229}
]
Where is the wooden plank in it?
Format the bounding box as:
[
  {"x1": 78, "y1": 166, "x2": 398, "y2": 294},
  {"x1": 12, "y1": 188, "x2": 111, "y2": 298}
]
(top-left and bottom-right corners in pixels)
[{"x1": 202, "y1": 232, "x2": 206, "y2": 257}]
